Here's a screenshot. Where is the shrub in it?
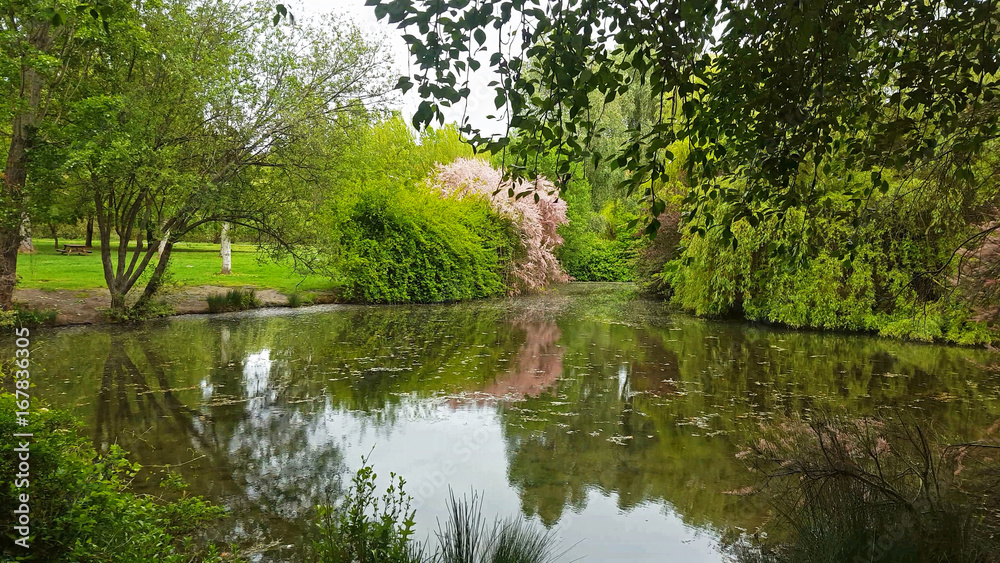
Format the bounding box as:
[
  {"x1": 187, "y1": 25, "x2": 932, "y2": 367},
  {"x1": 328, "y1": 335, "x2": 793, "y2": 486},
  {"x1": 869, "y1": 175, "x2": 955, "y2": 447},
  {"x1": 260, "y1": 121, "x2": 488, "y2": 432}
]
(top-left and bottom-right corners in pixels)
[
  {"x1": 311, "y1": 461, "x2": 561, "y2": 563},
  {"x1": 206, "y1": 289, "x2": 261, "y2": 313},
  {"x1": 312, "y1": 458, "x2": 421, "y2": 563},
  {"x1": 653, "y1": 193, "x2": 994, "y2": 344},
  {"x1": 0, "y1": 307, "x2": 58, "y2": 329},
  {"x1": 107, "y1": 301, "x2": 175, "y2": 323},
  {"x1": 331, "y1": 185, "x2": 520, "y2": 303},
  {"x1": 0, "y1": 393, "x2": 231, "y2": 561},
  {"x1": 557, "y1": 192, "x2": 649, "y2": 282},
  {"x1": 431, "y1": 158, "x2": 569, "y2": 292},
  {"x1": 286, "y1": 292, "x2": 314, "y2": 308}
]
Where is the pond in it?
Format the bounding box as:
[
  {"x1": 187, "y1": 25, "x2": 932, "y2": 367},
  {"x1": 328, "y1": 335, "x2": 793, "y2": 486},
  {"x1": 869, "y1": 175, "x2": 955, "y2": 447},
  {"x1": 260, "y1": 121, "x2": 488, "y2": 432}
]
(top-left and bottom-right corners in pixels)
[{"x1": 16, "y1": 283, "x2": 1000, "y2": 561}]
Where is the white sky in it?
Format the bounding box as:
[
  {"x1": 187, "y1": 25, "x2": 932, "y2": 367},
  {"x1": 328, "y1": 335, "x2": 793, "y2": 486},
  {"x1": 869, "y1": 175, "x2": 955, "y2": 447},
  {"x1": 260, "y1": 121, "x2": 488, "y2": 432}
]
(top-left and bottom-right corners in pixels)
[
  {"x1": 288, "y1": 1, "x2": 729, "y2": 139},
  {"x1": 291, "y1": 0, "x2": 508, "y2": 136}
]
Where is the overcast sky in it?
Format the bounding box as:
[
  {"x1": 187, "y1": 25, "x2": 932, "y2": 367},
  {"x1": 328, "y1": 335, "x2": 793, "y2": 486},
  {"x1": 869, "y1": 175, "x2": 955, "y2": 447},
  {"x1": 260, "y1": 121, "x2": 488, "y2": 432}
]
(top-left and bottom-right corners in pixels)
[{"x1": 292, "y1": 0, "x2": 507, "y2": 136}]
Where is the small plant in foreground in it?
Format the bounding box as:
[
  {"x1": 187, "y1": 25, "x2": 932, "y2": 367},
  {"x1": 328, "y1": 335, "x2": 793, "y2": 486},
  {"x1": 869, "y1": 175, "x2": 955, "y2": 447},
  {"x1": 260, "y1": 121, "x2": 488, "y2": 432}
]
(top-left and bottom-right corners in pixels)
[
  {"x1": 436, "y1": 489, "x2": 559, "y2": 563},
  {"x1": 312, "y1": 456, "x2": 422, "y2": 563},
  {"x1": 0, "y1": 393, "x2": 235, "y2": 561},
  {"x1": 311, "y1": 461, "x2": 563, "y2": 563}
]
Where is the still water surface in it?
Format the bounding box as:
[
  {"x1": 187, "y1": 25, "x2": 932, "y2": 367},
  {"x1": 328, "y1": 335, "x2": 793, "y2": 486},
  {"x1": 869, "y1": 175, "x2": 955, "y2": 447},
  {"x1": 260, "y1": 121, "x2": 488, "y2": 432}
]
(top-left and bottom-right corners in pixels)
[{"x1": 18, "y1": 284, "x2": 1000, "y2": 561}]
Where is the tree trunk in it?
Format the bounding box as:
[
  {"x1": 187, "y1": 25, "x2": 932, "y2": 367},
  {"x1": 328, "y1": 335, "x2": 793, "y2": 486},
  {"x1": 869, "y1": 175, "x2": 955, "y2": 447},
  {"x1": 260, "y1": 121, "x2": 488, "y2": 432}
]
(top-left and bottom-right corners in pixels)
[
  {"x1": 18, "y1": 213, "x2": 34, "y2": 253},
  {"x1": 133, "y1": 242, "x2": 173, "y2": 312},
  {"x1": 220, "y1": 222, "x2": 231, "y2": 274},
  {"x1": 85, "y1": 217, "x2": 94, "y2": 248},
  {"x1": 158, "y1": 229, "x2": 170, "y2": 259},
  {"x1": 0, "y1": 21, "x2": 51, "y2": 309},
  {"x1": 0, "y1": 235, "x2": 17, "y2": 310},
  {"x1": 49, "y1": 222, "x2": 58, "y2": 250},
  {"x1": 110, "y1": 291, "x2": 127, "y2": 314}
]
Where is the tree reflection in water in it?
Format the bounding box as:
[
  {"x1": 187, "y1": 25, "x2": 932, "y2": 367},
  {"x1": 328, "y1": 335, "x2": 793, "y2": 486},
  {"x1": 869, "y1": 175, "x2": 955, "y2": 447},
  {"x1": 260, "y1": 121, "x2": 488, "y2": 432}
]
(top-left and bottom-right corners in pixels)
[{"x1": 13, "y1": 284, "x2": 1000, "y2": 561}]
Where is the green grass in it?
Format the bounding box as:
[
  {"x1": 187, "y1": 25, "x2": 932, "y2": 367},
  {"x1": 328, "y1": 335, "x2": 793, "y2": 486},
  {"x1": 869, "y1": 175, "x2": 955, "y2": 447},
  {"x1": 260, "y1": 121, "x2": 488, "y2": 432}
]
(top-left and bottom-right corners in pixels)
[{"x1": 16, "y1": 238, "x2": 333, "y2": 294}]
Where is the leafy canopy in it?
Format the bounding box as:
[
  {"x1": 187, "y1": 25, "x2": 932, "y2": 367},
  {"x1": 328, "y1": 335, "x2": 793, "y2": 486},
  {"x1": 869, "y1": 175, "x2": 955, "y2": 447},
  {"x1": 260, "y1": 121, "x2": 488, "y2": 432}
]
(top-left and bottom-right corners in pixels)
[{"x1": 366, "y1": 0, "x2": 1000, "y2": 248}]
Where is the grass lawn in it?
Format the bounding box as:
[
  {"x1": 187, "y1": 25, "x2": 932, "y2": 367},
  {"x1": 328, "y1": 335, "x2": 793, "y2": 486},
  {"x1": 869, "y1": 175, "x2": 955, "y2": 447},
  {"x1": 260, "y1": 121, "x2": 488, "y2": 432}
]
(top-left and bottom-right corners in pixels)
[{"x1": 16, "y1": 239, "x2": 334, "y2": 294}]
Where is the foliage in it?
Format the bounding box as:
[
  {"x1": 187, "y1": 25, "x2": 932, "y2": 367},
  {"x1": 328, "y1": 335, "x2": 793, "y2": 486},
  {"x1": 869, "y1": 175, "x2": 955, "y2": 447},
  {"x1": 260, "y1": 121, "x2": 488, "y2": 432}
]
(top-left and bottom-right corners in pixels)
[
  {"x1": 0, "y1": 306, "x2": 57, "y2": 329},
  {"x1": 0, "y1": 393, "x2": 232, "y2": 561},
  {"x1": 557, "y1": 191, "x2": 645, "y2": 282},
  {"x1": 206, "y1": 289, "x2": 261, "y2": 314},
  {"x1": 725, "y1": 415, "x2": 1000, "y2": 563},
  {"x1": 34, "y1": 0, "x2": 392, "y2": 316},
  {"x1": 431, "y1": 158, "x2": 568, "y2": 292},
  {"x1": 310, "y1": 461, "x2": 559, "y2": 563},
  {"x1": 286, "y1": 292, "x2": 314, "y2": 308},
  {"x1": 330, "y1": 184, "x2": 519, "y2": 303},
  {"x1": 311, "y1": 457, "x2": 421, "y2": 563},
  {"x1": 309, "y1": 115, "x2": 527, "y2": 304},
  {"x1": 503, "y1": 145, "x2": 649, "y2": 282},
  {"x1": 654, "y1": 186, "x2": 995, "y2": 344},
  {"x1": 368, "y1": 0, "x2": 1000, "y2": 255}
]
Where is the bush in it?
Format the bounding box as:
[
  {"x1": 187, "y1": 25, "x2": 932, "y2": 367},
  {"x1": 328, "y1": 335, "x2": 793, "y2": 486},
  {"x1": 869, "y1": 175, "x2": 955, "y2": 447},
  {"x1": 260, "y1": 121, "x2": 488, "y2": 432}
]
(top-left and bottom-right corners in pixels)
[
  {"x1": 653, "y1": 192, "x2": 994, "y2": 344},
  {"x1": 312, "y1": 458, "x2": 422, "y2": 563},
  {"x1": 557, "y1": 196, "x2": 648, "y2": 282},
  {"x1": 331, "y1": 185, "x2": 520, "y2": 304},
  {"x1": 0, "y1": 307, "x2": 57, "y2": 329},
  {"x1": 286, "y1": 291, "x2": 314, "y2": 308},
  {"x1": 431, "y1": 158, "x2": 569, "y2": 292},
  {"x1": 311, "y1": 461, "x2": 561, "y2": 563},
  {"x1": 106, "y1": 301, "x2": 175, "y2": 323},
  {"x1": 0, "y1": 393, "x2": 231, "y2": 561},
  {"x1": 206, "y1": 289, "x2": 261, "y2": 313}
]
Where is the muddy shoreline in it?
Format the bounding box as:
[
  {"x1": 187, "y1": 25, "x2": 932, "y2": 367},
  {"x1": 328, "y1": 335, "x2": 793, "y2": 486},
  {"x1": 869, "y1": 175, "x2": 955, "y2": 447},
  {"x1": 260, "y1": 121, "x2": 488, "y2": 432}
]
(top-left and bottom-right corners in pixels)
[{"x1": 13, "y1": 286, "x2": 340, "y2": 326}]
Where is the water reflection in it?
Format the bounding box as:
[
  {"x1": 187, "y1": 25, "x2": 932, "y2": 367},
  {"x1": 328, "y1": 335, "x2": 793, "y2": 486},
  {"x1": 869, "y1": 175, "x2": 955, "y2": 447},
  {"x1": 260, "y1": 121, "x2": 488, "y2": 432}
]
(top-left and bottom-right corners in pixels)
[{"x1": 14, "y1": 284, "x2": 1000, "y2": 561}]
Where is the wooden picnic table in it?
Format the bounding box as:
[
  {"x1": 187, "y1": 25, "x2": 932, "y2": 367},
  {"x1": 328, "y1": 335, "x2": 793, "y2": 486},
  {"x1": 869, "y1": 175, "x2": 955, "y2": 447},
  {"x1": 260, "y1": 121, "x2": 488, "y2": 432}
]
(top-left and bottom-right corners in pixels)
[{"x1": 57, "y1": 244, "x2": 92, "y2": 255}]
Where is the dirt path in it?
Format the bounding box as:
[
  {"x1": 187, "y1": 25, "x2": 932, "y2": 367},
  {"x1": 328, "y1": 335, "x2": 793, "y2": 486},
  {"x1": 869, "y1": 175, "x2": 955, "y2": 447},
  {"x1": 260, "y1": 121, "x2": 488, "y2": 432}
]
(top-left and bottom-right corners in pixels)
[{"x1": 13, "y1": 286, "x2": 333, "y2": 325}]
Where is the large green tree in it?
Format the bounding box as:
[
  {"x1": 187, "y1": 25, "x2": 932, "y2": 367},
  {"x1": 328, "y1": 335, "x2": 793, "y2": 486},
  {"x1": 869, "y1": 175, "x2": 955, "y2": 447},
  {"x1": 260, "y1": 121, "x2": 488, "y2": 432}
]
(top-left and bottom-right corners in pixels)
[
  {"x1": 367, "y1": 0, "x2": 1000, "y2": 247},
  {"x1": 0, "y1": 0, "x2": 119, "y2": 309},
  {"x1": 41, "y1": 0, "x2": 391, "y2": 315}
]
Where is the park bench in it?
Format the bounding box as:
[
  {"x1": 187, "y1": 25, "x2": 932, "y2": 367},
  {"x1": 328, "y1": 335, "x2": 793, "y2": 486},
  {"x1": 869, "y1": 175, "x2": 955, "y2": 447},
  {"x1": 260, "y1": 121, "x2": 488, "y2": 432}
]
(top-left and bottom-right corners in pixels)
[{"x1": 56, "y1": 244, "x2": 92, "y2": 255}]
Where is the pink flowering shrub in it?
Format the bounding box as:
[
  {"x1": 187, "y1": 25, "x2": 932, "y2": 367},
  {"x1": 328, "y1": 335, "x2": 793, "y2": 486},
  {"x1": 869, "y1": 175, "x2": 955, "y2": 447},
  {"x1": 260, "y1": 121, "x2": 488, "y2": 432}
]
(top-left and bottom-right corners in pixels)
[{"x1": 431, "y1": 158, "x2": 569, "y2": 292}]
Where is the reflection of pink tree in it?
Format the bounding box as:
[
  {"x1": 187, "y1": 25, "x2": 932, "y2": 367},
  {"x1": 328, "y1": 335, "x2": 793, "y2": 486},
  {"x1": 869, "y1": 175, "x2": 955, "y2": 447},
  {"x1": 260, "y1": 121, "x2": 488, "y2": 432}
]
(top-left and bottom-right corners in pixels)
[
  {"x1": 482, "y1": 320, "x2": 564, "y2": 400},
  {"x1": 449, "y1": 317, "x2": 565, "y2": 407}
]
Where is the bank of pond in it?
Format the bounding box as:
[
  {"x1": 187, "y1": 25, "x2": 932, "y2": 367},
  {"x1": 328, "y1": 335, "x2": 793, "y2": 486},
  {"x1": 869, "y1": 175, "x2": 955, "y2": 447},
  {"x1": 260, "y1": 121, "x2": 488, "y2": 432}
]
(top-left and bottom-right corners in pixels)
[{"x1": 1, "y1": 284, "x2": 998, "y2": 561}]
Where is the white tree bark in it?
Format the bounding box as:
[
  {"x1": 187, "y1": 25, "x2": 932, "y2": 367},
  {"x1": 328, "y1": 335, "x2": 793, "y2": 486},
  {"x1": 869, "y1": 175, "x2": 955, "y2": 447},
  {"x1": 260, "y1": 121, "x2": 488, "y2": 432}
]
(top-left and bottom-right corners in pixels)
[
  {"x1": 220, "y1": 222, "x2": 231, "y2": 274},
  {"x1": 157, "y1": 229, "x2": 170, "y2": 259},
  {"x1": 18, "y1": 212, "x2": 34, "y2": 253}
]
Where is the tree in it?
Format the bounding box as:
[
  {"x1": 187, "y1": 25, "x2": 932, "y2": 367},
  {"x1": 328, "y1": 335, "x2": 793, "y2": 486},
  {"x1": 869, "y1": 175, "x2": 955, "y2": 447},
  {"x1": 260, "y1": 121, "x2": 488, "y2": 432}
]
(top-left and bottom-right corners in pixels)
[
  {"x1": 432, "y1": 157, "x2": 568, "y2": 291},
  {"x1": 367, "y1": 0, "x2": 1000, "y2": 250},
  {"x1": 43, "y1": 0, "x2": 391, "y2": 316},
  {"x1": 220, "y1": 223, "x2": 232, "y2": 275},
  {"x1": 0, "y1": 0, "x2": 115, "y2": 308}
]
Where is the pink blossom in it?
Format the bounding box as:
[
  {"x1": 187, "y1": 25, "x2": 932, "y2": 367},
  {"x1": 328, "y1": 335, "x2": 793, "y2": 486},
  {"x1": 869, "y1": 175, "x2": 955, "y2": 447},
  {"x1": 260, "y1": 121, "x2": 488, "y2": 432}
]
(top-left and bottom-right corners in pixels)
[{"x1": 431, "y1": 158, "x2": 569, "y2": 292}]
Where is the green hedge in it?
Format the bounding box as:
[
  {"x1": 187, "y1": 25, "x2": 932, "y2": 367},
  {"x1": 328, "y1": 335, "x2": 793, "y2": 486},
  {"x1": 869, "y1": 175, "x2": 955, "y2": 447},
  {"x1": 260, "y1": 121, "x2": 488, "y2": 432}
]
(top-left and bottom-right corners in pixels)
[
  {"x1": 331, "y1": 187, "x2": 521, "y2": 303},
  {"x1": 654, "y1": 194, "x2": 993, "y2": 345}
]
